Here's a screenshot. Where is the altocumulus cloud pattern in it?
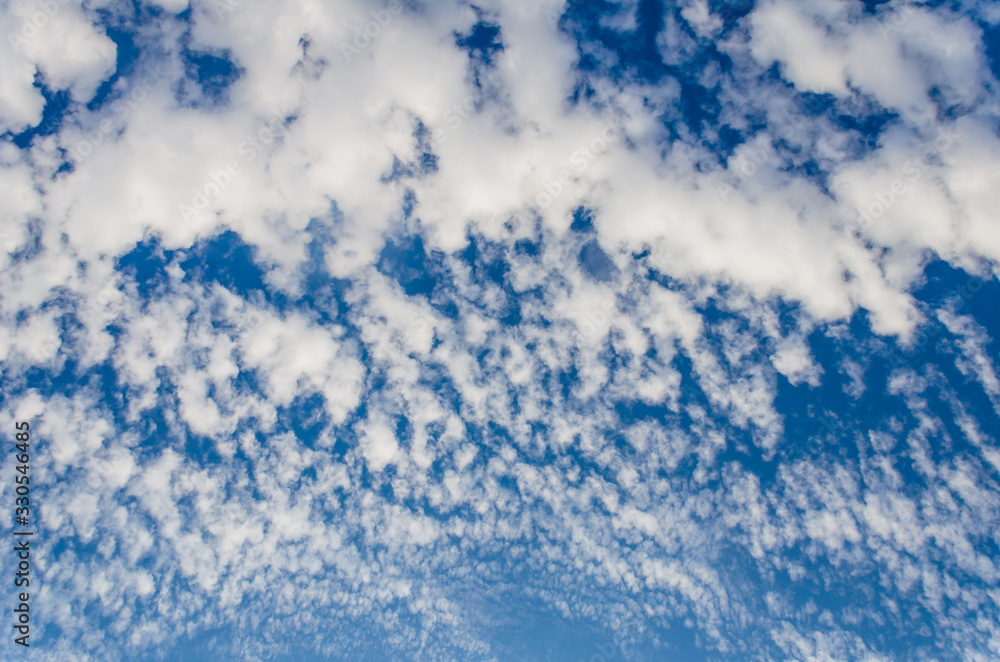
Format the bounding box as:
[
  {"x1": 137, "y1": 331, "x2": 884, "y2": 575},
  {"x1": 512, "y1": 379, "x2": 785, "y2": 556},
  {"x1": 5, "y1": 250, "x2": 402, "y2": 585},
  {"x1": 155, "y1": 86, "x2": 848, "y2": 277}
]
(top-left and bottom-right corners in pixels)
[{"x1": 1, "y1": 0, "x2": 999, "y2": 660}]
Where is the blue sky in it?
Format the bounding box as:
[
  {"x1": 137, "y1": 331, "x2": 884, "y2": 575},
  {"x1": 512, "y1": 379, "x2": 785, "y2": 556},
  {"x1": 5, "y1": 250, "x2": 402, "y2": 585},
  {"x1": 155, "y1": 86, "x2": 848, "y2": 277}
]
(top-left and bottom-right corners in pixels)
[{"x1": 2, "y1": 0, "x2": 1000, "y2": 660}]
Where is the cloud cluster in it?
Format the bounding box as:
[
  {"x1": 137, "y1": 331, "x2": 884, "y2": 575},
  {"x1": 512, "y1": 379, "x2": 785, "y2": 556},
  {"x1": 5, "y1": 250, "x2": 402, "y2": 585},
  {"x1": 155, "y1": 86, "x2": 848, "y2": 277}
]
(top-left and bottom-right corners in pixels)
[{"x1": 1, "y1": 0, "x2": 999, "y2": 659}]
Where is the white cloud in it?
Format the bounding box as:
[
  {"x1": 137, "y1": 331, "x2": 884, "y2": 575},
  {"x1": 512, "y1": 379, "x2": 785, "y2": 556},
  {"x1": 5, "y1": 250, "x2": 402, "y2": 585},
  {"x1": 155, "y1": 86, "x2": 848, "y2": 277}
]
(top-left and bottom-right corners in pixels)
[
  {"x1": 361, "y1": 418, "x2": 400, "y2": 472},
  {"x1": 0, "y1": 0, "x2": 998, "y2": 659}
]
